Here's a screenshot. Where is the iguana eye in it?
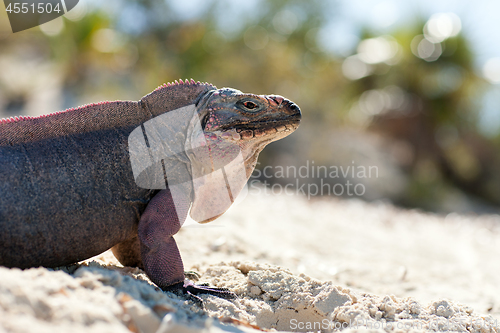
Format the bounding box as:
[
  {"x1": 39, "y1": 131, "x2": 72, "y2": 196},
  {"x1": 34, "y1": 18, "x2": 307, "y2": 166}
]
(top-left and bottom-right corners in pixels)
[{"x1": 243, "y1": 101, "x2": 258, "y2": 110}]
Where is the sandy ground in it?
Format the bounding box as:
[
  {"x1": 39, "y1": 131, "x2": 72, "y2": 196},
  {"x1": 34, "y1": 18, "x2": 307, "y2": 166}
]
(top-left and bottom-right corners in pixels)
[{"x1": 1, "y1": 190, "x2": 500, "y2": 332}]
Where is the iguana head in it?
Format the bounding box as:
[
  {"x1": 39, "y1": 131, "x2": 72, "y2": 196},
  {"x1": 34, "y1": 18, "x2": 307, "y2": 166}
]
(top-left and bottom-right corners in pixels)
[
  {"x1": 197, "y1": 88, "x2": 301, "y2": 174},
  {"x1": 187, "y1": 87, "x2": 301, "y2": 223}
]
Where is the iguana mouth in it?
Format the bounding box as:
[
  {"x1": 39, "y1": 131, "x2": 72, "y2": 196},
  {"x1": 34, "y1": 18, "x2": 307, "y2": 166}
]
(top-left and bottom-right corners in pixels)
[
  {"x1": 232, "y1": 119, "x2": 300, "y2": 140},
  {"x1": 203, "y1": 114, "x2": 301, "y2": 140}
]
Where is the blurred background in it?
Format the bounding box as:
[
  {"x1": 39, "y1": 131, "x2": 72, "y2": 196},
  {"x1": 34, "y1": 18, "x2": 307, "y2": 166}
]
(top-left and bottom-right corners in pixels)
[{"x1": 1, "y1": 0, "x2": 499, "y2": 214}]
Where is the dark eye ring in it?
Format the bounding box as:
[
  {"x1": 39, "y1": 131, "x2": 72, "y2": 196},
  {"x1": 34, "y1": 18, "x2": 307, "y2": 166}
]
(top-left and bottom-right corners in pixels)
[{"x1": 243, "y1": 101, "x2": 258, "y2": 110}]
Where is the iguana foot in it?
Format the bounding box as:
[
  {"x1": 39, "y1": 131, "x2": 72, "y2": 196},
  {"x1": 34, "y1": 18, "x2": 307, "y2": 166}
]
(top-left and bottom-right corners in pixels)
[
  {"x1": 164, "y1": 280, "x2": 237, "y2": 305},
  {"x1": 183, "y1": 280, "x2": 236, "y2": 299}
]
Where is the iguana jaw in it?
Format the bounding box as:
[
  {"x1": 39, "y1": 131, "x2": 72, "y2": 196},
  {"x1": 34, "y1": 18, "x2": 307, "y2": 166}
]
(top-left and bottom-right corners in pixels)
[
  {"x1": 226, "y1": 119, "x2": 300, "y2": 140},
  {"x1": 212, "y1": 120, "x2": 300, "y2": 143}
]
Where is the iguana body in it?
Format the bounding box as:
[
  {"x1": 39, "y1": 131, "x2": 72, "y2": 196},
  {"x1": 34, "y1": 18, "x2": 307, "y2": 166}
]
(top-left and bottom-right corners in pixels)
[{"x1": 0, "y1": 79, "x2": 301, "y2": 297}]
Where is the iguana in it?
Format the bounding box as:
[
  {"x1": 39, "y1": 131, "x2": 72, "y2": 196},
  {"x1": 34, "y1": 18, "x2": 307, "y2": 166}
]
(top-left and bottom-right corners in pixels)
[{"x1": 0, "y1": 79, "x2": 301, "y2": 300}]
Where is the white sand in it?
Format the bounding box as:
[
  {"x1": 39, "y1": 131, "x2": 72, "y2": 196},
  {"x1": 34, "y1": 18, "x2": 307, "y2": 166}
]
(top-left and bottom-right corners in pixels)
[{"x1": 1, "y1": 191, "x2": 499, "y2": 332}]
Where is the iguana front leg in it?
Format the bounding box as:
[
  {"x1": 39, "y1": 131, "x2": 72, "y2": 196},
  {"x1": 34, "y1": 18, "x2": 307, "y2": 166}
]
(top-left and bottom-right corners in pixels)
[{"x1": 138, "y1": 189, "x2": 236, "y2": 301}]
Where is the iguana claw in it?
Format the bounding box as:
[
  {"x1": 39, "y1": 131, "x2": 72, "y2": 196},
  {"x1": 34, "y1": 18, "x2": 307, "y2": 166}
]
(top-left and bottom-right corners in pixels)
[
  {"x1": 184, "y1": 270, "x2": 201, "y2": 281},
  {"x1": 164, "y1": 280, "x2": 237, "y2": 305}
]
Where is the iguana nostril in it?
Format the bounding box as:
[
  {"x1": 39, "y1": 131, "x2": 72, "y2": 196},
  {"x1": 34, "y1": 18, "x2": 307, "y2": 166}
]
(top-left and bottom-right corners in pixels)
[{"x1": 282, "y1": 99, "x2": 301, "y2": 116}]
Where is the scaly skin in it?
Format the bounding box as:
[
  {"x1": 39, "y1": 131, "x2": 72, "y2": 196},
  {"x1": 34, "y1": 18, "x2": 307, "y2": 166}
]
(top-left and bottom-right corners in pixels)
[{"x1": 0, "y1": 79, "x2": 301, "y2": 299}]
